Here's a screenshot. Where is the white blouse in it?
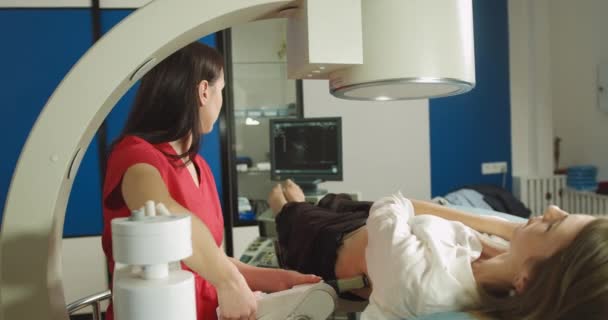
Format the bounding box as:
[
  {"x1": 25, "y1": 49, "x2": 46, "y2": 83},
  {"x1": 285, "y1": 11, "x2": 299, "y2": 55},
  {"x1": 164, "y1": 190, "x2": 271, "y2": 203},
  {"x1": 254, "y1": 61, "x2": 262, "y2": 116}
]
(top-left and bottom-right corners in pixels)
[{"x1": 361, "y1": 194, "x2": 483, "y2": 319}]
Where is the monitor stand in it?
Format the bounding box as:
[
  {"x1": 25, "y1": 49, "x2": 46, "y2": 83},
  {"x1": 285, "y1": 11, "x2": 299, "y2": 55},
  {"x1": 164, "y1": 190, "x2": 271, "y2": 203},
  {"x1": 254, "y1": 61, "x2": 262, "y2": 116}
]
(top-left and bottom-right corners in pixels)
[{"x1": 295, "y1": 179, "x2": 327, "y2": 196}]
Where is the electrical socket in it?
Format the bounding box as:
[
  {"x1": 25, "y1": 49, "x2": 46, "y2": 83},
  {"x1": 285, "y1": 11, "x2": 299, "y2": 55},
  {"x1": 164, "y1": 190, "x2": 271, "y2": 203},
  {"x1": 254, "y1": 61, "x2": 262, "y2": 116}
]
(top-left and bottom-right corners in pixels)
[{"x1": 481, "y1": 161, "x2": 508, "y2": 175}]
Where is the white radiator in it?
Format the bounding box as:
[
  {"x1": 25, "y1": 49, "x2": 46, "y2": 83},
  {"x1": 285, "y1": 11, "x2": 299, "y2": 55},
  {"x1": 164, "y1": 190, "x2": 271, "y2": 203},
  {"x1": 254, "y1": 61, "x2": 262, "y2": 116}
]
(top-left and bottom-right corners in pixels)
[
  {"x1": 562, "y1": 189, "x2": 608, "y2": 216},
  {"x1": 514, "y1": 175, "x2": 608, "y2": 217}
]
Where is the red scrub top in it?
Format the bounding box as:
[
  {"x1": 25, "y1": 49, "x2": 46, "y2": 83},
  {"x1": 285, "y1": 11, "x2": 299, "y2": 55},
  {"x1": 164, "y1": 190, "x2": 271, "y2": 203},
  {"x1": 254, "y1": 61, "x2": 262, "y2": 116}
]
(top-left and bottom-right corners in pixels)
[{"x1": 101, "y1": 135, "x2": 224, "y2": 320}]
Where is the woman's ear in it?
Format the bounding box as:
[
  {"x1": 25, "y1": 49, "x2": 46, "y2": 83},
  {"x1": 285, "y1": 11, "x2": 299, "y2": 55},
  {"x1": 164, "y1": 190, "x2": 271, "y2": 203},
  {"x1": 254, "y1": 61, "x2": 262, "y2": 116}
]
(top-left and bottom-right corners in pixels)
[
  {"x1": 197, "y1": 80, "x2": 209, "y2": 106},
  {"x1": 513, "y1": 258, "x2": 537, "y2": 294},
  {"x1": 513, "y1": 273, "x2": 529, "y2": 294}
]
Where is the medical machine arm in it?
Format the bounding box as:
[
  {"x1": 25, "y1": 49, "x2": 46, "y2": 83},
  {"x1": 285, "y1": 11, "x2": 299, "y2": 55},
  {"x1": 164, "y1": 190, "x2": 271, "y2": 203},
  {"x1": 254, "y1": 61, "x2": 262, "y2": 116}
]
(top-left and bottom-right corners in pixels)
[{"x1": 0, "y1": 1, "x2": 292, "y2": 319}]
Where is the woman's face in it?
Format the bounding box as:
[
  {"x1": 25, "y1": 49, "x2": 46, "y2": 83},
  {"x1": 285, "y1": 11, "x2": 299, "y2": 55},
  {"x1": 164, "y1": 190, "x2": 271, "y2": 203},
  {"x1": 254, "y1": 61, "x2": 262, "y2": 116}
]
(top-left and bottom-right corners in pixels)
[
  {"x1": 199, "y1": 71, "x2": 225, "y2": 134},
  {"x1": 510, "y1": 206, "x2": 595, "y2": 267}
]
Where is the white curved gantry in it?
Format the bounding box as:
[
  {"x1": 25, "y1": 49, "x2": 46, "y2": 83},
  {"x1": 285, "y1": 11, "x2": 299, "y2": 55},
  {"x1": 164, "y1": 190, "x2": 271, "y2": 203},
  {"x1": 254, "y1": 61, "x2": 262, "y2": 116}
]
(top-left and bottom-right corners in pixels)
[{"x1": 0, "y1": 1, "x2": 292, "y2": 319}]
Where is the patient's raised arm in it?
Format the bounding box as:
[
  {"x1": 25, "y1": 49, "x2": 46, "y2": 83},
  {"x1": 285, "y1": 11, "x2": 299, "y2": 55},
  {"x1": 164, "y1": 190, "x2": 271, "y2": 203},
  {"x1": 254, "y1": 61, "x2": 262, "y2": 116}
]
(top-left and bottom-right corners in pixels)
[{"x1": 410, "y1": 199, "x2": 522, "y2": 241}]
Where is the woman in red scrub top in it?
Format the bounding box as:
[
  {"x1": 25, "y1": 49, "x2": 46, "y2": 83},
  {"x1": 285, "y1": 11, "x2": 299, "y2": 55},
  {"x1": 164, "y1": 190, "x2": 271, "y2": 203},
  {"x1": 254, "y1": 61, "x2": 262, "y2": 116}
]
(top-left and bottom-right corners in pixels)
[{"x1": 101, "y1": 42, "x2": 320, "y2": 320}]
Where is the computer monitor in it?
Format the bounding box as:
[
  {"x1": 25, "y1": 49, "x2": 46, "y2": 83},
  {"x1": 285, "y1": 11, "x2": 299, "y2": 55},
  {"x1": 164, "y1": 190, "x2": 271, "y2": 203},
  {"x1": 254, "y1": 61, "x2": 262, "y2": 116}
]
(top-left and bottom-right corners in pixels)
[{"x1": 270, "y1": 117, "x2": 342, "y2": 195}]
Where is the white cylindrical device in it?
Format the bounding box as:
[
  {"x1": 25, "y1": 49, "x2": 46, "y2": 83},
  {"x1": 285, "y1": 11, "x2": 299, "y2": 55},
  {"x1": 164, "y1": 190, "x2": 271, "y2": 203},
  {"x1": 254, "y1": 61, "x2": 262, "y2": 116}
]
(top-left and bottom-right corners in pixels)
[
  {"x1": 112, "y1": 213, "x2": 195, "y2": 320},
  {"x1": 113, "y1": 266, "x2": 196, "y2": 320},
  {"x1": 329, "y1": 0, "x2": 476, "y2": 101},
  {"x1": 112, "y1": 215, "x2": 192, "y2": 265}
]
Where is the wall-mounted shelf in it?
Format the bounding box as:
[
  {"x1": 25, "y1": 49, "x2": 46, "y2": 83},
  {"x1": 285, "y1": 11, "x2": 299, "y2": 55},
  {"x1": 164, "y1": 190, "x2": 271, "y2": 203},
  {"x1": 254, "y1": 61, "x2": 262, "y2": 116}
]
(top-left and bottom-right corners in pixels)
[
  {"x1": 234, "y1": 105, "x2": 298, "y2": 119},
  {"x1": 233, "y1": 61, "x2": 287, "y2": 65}
]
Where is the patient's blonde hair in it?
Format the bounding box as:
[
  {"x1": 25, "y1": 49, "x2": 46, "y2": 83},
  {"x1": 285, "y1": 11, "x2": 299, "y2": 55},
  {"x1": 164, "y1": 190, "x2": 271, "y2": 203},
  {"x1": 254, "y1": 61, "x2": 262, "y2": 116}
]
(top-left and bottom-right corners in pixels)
[{"x1": 478, "y1": 218, "x2": 608, "y2": 320}]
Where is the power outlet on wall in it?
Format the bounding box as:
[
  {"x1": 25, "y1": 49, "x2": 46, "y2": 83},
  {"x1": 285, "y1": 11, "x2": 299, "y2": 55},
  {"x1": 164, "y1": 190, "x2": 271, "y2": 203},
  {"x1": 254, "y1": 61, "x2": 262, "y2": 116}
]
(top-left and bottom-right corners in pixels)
[{"x1": 481, "y1": 161, "x2": 508, "y2": 175}]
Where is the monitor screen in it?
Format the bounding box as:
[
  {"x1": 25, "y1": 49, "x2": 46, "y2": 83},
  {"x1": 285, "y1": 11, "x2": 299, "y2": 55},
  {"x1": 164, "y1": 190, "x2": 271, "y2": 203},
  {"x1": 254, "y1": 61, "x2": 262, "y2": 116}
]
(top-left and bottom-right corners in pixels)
[{"x1": 270, "y1": 117, "x2": 342, "y2": 185}]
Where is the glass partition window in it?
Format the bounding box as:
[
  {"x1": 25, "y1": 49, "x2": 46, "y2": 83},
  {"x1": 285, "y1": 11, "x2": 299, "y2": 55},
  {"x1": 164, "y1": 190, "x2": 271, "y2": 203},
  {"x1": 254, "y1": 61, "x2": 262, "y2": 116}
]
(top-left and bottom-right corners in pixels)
[{"x1": 230, "y1": 18, "x2": 301, "y2": 225}]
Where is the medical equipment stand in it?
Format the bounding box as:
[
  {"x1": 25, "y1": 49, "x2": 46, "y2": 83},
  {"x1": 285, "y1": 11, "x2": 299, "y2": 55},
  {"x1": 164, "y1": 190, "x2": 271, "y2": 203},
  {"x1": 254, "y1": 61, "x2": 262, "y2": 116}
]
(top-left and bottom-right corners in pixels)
[
  {"x1": 111, "y1": 208, "x2": 196, "y2": 320},
  {"x1": 113, "y1": 203, "x2": 338, "y2": 320}
]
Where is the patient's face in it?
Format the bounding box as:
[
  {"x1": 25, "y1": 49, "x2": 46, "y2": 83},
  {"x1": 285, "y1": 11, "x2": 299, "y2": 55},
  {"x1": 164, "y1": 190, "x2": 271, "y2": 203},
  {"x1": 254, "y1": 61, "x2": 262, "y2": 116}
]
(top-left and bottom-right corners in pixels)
[{"x1": 509, "y1": 206, "x2": 595, "y2": 267}]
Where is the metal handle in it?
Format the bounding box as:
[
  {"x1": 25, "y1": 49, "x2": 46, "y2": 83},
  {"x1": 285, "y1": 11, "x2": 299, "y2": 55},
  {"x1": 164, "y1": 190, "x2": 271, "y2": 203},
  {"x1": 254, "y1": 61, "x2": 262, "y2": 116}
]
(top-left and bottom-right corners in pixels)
[{"x1": 66, "y1": 290, "x2": 112, "y2": 318}]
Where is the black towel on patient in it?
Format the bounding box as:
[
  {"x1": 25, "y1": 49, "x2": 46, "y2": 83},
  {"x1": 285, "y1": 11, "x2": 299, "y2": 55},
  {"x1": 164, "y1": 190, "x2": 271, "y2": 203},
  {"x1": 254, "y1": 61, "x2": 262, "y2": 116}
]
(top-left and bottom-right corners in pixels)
[{"x1": 275, "y1": 194, "x2": 372, "y2": 280}]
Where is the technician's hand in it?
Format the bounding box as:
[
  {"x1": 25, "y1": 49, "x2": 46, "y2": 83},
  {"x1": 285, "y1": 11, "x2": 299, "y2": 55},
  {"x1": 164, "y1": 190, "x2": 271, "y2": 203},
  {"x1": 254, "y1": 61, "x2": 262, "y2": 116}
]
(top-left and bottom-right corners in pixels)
[
  {"x1": 258, "y1": 269, "x2": 322, "y2": 293},
  {"x1": 216, "y1": 270, "x2": 257, "y2": 320}
]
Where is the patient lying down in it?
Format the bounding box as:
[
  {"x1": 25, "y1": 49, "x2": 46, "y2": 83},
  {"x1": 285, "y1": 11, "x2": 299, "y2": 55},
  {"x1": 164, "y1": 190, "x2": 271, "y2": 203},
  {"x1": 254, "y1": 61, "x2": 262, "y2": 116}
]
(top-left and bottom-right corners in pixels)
[{"x1": 268, "y1": 180, "x2": 608, "y2": 320}]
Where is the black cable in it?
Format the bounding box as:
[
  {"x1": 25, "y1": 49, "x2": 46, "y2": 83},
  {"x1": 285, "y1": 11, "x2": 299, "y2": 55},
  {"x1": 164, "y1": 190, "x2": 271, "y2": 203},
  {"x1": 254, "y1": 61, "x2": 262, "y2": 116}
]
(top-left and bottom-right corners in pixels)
[
  {"x1": 91, "y1": 0, "x2": 102, "y2": 40},
  {"x1": 91, "y1": 0, "x2": 109, "y2": 180},
  {"x1": 218, "y1": 30, "x2": 236, "y2": 257}
]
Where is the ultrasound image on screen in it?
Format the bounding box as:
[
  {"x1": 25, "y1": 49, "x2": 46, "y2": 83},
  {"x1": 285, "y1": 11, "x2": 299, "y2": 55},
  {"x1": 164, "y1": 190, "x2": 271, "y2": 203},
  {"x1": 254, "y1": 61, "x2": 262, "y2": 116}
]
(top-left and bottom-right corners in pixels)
[{"x1": 272, "y1": 120, "x2": 339, "y2": 175}]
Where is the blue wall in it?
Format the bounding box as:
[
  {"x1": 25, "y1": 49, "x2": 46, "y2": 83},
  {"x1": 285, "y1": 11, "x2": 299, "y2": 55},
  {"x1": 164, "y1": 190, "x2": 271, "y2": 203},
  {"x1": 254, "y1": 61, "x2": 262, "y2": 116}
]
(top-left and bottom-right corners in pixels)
[
  {"x1": 0, "y1": 9, "x2": 223, "y2": 237},
  {"x1": 0, "y1": 9, "x2": 101, "y2": 236},
  {"x1": 429, "y1": 0, "x2": 511, "y2": 197}
]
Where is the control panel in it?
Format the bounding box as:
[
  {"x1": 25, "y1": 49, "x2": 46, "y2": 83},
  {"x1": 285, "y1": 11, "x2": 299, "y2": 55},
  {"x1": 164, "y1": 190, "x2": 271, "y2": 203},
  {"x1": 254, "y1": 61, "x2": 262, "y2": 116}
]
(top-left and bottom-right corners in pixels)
[{"x1": 239, "y1": 237, "x2": 279, "y2": 268}]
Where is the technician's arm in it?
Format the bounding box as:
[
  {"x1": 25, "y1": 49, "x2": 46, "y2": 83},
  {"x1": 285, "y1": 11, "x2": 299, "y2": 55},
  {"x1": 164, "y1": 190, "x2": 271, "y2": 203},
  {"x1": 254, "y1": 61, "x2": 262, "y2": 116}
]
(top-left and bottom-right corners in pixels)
[
  {"x1": 122, "y1": 163, "x2": 256, "y2": 319},
  {"x1": 228, "y1": 257, "x2": 321, "y2": 293},
  {"x1": 229, "y1": 258, "x2": 276, "y2": 291},
  {"x1": 410, "y1": 199, "x2": 521, "y2": 241}
]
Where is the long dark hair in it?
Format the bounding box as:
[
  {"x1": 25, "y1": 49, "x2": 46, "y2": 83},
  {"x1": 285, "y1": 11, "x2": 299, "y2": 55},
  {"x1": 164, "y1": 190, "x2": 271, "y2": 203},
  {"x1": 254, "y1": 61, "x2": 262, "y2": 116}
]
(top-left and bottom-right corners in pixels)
[
  {"x1": 116, "y1": 42, "x2": 224, "y2": 162},
  {"x1": 478, "y1": 218, "x2": 608, "y2": 319}
]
